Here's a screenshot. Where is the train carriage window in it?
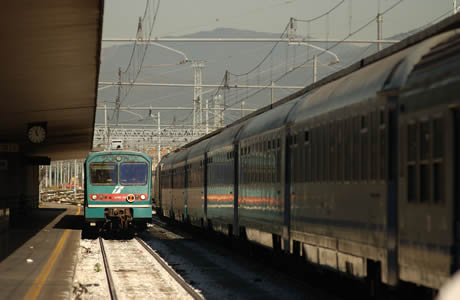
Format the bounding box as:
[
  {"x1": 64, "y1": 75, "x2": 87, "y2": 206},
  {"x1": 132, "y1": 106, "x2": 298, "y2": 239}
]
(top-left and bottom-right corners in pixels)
[
  {"x1": 324, "y1": 125, "x2": 329, "y2": 181},
  {"x1": 361, "y1": 114, "x2": 369, "y2": 181},
  {"x1": 305, "y1": 130, "x2": 310, "y2": 143},
  {"x1": 338, "y1": 120, "x2": 344, "y2": 182},
  {"x1": 329, "y1": 123, "x2": 336, "y2": 182},
  {"x1": 380, "y1": 109, "x2": 385, "y2": 125},
  {"x1": 433, "y1": 118, "x2": 443, "y2": 159},
  {"x1": 353, "y1": 116, "x2": 360, "y2": 181},
  {"x1": 318, "y1": 126, "x2": 323, "y2": 181},
  {"x1": 408, "y1": 123, "x2": 417, "y2": 162},
  {"x1": 420, "y1": 121, "x2": 430, "y2": 161},
  {"x1": 433, "y1": 117, "x2": 444, "y2": 203},
  {"x1": 379, "y1": 110, "x2": 386, "y2": 180},
  {"x1": 310, "y1": 128, "x2": 317, "y2": 182},
  {"x1": 90, "y1": 163, "x2": 118, "y2": 185},
  {"x1": 370, "y1": 111, "x2": 378, "y2": 180},
  {"x1": 407, "y1": 122, "x2": 418, "y2": 202},
  {"x1": 420, "y1": 164, "x2": 430, "y2": 203},
  {"x1": 408, "y1": 165, "x2": 416, "y2": 202},
  {"x1": 305, "y1": 129, "x2": 311, "y2": 182},
  {"x1": 433, "y1": 163, "x2": 443, "y2": 203}
]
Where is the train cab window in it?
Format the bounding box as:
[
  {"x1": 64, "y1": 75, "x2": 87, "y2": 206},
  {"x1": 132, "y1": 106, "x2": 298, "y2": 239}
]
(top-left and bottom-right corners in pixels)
[
  {"x1": 90, "y1": 163, "x2": 118, "y2": 185},
  {"x1": 120, "y1": 163, "x2": 148, "y2": 185}
]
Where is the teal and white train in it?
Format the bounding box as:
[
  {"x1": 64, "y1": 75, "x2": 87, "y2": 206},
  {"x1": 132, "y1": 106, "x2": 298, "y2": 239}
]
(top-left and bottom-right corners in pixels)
[{"x1": 84, "y1": 151, "x2": 152, "y2": 231}]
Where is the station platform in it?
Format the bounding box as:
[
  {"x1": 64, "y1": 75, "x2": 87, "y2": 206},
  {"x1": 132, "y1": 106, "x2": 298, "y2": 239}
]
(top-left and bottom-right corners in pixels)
[{"x1": 0, "y1": 203, "x2": 82, "y2": 300}]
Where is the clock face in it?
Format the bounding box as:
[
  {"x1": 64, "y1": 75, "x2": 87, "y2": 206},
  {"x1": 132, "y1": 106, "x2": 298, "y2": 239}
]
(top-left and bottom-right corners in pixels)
[{"x1": 28, "y1": 125, "x2": 47, "y2": 144}]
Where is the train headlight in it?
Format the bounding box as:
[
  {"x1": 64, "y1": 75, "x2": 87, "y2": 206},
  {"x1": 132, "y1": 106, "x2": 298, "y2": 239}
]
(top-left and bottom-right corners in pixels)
[
  {"x1": 91, "y1": 194, "x2": 97, "y2": 200},
  {"x1": 140, "y1": 194, "x2": 146, "y2": 200}
]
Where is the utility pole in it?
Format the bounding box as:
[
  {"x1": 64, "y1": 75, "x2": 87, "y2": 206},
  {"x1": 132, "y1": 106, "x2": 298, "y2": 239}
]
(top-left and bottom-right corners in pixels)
[
  {"x1": 377, "y1": 13, "x2": 383, "y2": 52},
  {"x1": 193, "y1": 61, "x2": 204, "y2": 134},
  {"x1": 205, "y1": 97, "x2": 209, "y2": 134},
  {"x1": 288, "y1": 17, "x2": 296, "y2": 41},
  {"x1": 115, "y1": 67, "x2": 122, "y2": 126},
  {"x1": 455, "y1": 0, "x2": 458, "y2": 14},
  {"x1": 104, "y1": 104, "x2": 108, "y2": 149},
  {"x1": 157, "y1": 112, "x2": 161, "y2": 164}
]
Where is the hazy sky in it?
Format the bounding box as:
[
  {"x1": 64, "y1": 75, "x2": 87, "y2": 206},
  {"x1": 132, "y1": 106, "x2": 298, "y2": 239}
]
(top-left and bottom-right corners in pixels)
[{"x1": 103, "y1": 0, "x2": 455, "y2": 40}]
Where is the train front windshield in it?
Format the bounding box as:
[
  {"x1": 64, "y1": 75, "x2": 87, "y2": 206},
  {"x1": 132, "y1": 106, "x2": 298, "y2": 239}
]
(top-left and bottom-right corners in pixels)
[
  {"x1": 90, "y1": 163, "x2": 118, "y2": 185},
  {"x1": 120, "y1": 163, "x2": 148, "y2": 185}
]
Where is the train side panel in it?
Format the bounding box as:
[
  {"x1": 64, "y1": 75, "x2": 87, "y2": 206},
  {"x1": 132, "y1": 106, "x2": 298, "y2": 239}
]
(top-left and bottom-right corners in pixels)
[{"x1": 397, "y1": 32, "x2": 460, "y2": 288}]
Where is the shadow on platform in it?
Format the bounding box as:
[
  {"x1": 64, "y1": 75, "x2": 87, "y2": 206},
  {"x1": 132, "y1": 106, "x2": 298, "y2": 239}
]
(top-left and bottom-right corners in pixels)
[
  {"x1": 0, "y1": 208, "x2": 65, "y2": 263},
  {"x1": 53, "y1": 214, "x2": 85, "y2": 231}
]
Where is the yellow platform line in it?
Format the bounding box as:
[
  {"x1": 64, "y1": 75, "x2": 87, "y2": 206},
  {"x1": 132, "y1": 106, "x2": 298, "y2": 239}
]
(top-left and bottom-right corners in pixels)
[{"x1": 24, "y1": 206, "x2": 81, "y2": 300}]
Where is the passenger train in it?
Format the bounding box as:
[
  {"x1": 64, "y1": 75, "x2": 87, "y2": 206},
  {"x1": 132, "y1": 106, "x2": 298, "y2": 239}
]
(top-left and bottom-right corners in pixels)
[
  {"x1": 154, "y1": 24, "x2": 460, "y2": 289},
  {"x1": 84, "y1": 151, "x2": 152, "y2": 231}
]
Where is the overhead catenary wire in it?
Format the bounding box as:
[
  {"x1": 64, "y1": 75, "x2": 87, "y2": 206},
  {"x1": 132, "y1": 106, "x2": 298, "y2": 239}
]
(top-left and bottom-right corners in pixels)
[
  {"x1": 109, "y1": 0, "x2": 161, "y2": 123},
  {"x1": 294, "y1": 1, "x2": 345, "y2": 23},
  {"x1": 221, "y1": 0, "x2": 405, "y2": 112}
]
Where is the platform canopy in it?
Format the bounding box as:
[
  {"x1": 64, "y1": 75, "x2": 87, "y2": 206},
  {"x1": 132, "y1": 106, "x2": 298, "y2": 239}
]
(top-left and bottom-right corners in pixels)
[{"x1": 0, "y1": 0, "x2": 103, "y2": 160}]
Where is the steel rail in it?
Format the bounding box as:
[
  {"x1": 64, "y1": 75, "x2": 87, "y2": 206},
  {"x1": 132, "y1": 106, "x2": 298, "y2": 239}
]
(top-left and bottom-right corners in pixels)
[
  {"x1": 135, "y1": 237, "x2": 204, "y2": 300},
  {"x1": 99, "y1": 238, "x2": 118, "y2": 300}
]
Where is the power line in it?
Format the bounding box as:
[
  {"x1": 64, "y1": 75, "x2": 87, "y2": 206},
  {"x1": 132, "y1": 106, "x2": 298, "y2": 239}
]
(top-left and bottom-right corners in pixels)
[
  {"x1": 294, "y1": 1, "x2": 345, "y2": 23},
  {"x1": 222, "y1": 0, "x2": 405, "y2": 112}
]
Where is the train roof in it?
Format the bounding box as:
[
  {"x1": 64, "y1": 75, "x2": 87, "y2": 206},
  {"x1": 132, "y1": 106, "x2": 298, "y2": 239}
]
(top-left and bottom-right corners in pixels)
[
  {"x1": 186, "y1": 139, "x2": 210, "y2": 161},
  {"x1": 288, "y1": 29, "x2": 460, "y2": 123},
  {"x1": 238, "y1": 100, "x2": 299, "y2": 140},
  {"x1": 158, "y1": 13, "x2": 460, "y2": 166},
  {"x1": 287, "y1": 47, "x2": 410, "y2": 122},
  {"x1": 402, "y1": 29, "x2": 460, "y2": 91},
  {"x1": 171, "y1": 148, "x2": 190, "y2": 167},
  {"x1": 86, "y1": 150, "x2": 152, "y2": 162},
  {"x1": 206, "y1": 121, "x2": 248, "y2": 151},
  {"x1": 158, "y1": 152, "x2": 176, "y2": 169}
]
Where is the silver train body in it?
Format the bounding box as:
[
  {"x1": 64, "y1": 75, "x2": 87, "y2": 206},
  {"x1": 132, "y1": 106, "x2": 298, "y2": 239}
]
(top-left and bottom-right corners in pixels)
[{"x1": 154, "y1": 23, "x2": 460, "y2": 289}]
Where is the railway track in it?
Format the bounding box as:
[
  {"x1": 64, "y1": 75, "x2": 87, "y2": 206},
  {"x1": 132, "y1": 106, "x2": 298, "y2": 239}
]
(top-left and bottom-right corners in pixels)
[{"x1": 98, "y1": 237, "x2": 203, "y2": 300}]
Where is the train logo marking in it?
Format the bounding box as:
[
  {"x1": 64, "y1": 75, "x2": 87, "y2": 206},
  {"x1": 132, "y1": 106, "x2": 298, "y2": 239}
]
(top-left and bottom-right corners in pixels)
[{"x1": 112, "y1": 185, "x2": 124, "y2": 194}]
